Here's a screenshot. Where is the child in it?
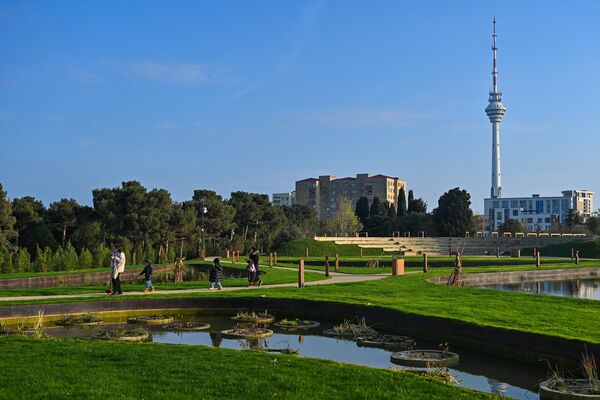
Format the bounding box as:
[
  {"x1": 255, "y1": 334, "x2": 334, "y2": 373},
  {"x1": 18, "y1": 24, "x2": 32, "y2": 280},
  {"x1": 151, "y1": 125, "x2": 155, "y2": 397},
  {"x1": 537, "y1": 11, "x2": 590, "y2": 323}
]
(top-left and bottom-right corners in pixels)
[
  {"x1": 139, "y1": 259, "x2": 154, "y2": 293},
  {"x1": 208, "y1": 258, "x2": 224, "y2": 290}
]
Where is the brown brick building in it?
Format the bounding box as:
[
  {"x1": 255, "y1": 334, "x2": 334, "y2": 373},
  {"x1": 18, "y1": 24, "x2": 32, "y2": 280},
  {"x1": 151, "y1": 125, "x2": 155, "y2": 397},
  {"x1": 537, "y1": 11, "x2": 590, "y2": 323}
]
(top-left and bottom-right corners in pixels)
[{"x1": 295, "y1": 173, "x2": 407, "y2": 220}]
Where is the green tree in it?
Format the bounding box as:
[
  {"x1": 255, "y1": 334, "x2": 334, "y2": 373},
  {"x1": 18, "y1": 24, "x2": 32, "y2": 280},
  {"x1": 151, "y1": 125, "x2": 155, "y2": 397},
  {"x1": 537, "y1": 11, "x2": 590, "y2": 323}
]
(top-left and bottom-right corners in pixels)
[
  {"x1": 369, "y1": 197, "x2": 385, "y2": 219},
  {"x1": 499, "y1": 219, "x2": 524, "y2": 235},
  {"x1": 11, "y1": 196, "x2": 45, "y2": 247},
  {"x1": 0, "y1": 246, "x2": 12, "y2": 273},
  {"x1": 565, "y1": 209, "x2": 584, "y2": 228},
  {"x1": 355, "y1": 197, "x2": 370, "y2": 227},
  {"x1": 15, "y1": 247, "x2": 32, "y2": 272},
  {"x1": 326, "y1": 199, "x2": 362, "y2": 236},
  {"x1": 432, "y1": 188, "x2": 474, "y2": 237},
  {"x1": 92, "y1": 243, "x2": 111, "y2": 269},
  {"x1": 34, "y1": 245, "x2": 48, "y2": 272},
  {"x1": 63, "y1": 242, "x2": 79, "y2": 270},
  {"x1": 46, "y1": 199, "x2": 79, "y2": 247},
  {"x1": 79, "y1": 248, "x2": 93, "y2": 269},
  {"x1": 50, "y1": 247, "x2": 65, "y2": 271},
  {"x1": 0, "y1": 183, "x2": 17, "y2": 247},
  {"x1": 397, "y1": 188, "x2": 407, "y2": 217},
  {"x1": 397, "y1": 213, "x2": 437, "y2": 237},
  {"x1": 586, "y1": 217, "x2": 600, "y2": 235}
]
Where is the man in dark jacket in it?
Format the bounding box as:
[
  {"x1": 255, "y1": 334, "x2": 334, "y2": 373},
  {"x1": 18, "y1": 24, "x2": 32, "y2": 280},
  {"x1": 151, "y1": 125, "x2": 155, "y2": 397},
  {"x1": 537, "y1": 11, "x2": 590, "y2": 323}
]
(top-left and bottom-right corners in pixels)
[
  {"x1": 139, "y1": 260, "x2": 154, "y2": 293},
  {"x1": 209, "y1": 258, "x2": 224, "y2": 290}
]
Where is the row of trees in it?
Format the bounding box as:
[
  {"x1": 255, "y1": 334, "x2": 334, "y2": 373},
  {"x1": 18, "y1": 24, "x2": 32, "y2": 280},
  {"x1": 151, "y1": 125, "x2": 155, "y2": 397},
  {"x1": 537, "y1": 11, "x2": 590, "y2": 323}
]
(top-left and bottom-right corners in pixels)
[
  {"x1": 0, "y1": 182, "x2": 321, "y2": 271},
  {"x1": 350, "y1": 187, "x2": 476, "y2": 237}
]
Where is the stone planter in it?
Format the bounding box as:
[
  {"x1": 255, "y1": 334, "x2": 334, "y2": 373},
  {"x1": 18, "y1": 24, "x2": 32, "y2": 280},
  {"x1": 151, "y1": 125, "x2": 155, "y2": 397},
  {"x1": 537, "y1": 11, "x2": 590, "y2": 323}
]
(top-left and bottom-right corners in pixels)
[
  {"x1": 540, "y1": 379, "x2": 600, "y2": 400},
  {"x1": 357, "y1": 334, "x2": 415, "y2": 350},
  {"x1": 272, "y1": 319, "x2": 320, "y2": 330},
  {"x1": 220, "y1": 328, "x2": 274, "y2": 339},
  {"x1": 162, "y1": 321, "x2": 210, "y2": 331},
  {"x1": 390, "y1": 350, "x2": 460, "y2": 367},
  {"x1": 127, "y1": 315, "x2": 174, "y2": 325}
]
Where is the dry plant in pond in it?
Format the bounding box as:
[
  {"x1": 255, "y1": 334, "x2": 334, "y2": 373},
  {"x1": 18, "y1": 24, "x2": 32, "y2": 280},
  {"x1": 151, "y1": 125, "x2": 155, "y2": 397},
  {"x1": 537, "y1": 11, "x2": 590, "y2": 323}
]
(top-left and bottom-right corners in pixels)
[
  {"x1": 333, "y1": 317, "x2": 377, "y2": 337},
  {"x1": 544, "y1": 362, "x2": 566, "y2": 392},
  {"x1": 582, "y1": 351, "x2": 600, "y2": 394},
  {"x1": 33, "y1": 310, "x2": 44, "y2": 331},
  {"x1": 174, "y1": 257, "x2": 185, "y2": 283}
]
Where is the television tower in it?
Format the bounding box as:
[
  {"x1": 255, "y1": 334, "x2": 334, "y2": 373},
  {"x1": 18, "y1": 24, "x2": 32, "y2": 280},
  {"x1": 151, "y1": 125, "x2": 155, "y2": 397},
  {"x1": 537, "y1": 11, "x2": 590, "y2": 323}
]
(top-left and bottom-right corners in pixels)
[{"x1": 485, "y1": 17, "x2": 506, "y2": 199}]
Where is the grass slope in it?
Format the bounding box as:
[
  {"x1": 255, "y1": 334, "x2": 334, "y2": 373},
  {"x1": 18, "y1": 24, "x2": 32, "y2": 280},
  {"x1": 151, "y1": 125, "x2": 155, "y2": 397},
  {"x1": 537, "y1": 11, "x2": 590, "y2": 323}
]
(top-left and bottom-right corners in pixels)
[
  {"x1": 0, "y1": 336, "x2": 493, "y2": 400},
  {"x1": 529, "y1": 239, "x2": 600, "y2": 259},
  {"x1": 275, "y1": 239, "x2": 385, "y2": 257}
]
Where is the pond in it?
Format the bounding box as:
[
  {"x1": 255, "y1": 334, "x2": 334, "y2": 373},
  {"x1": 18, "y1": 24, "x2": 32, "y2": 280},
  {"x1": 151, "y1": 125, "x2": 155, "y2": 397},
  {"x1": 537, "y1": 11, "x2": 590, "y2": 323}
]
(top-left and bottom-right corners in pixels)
[
  {"x1": 40, "y1": 313, "x2": 547, "y2": 399},
  {"x1": 479, "y1": 278, "x2": 600, "y2": 300}
]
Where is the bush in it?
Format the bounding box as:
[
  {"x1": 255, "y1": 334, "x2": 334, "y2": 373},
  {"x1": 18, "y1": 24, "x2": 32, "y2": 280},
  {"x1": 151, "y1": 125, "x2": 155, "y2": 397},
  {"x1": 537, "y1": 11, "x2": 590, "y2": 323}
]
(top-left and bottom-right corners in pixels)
[
  {"x1": 526, "y1": 239, "x2": 600, "y2": 259},
  {"x1": 79, "y1": 248, "x2": 93, "y2": 269},
  {"x1": 50, "y1": 247, "x2": 65, "y2": 271}
]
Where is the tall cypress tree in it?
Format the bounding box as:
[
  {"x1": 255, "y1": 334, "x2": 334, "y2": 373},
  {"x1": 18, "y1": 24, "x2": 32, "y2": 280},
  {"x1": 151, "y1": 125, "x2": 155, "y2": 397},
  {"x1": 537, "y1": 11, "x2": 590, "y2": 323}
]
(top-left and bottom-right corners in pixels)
[
  {"x1": 355, "y1": 197, "x2": 370, "y2": 226},
  {"x1": 397, "y1": 188, "x2": 407, "y2": 217},
  {"x1": 370, "y1": 197, "x2": 384, "y2": 219},
  {"x1": 407, "y1": 190, "x2": 415, "y2": 213}
]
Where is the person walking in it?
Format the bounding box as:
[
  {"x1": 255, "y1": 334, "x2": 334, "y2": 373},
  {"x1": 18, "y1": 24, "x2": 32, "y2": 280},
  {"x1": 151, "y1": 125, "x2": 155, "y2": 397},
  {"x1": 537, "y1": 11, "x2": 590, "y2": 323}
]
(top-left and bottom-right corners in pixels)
[
  {"x1": 250, "y1": 247, "x2": 260, "y2": 272},
  {"x1": 139, "y1": 259, "x2": 154, "y2": 293},
  {"x1": 246, "y1": 259, "x2": 261, "y2": 287},
  {"x1": 110, "y1": 244, "x2": 126, "y2": 295},
  {"x1": 208, "y1": 258, "x2": 224, "y2": 290}
]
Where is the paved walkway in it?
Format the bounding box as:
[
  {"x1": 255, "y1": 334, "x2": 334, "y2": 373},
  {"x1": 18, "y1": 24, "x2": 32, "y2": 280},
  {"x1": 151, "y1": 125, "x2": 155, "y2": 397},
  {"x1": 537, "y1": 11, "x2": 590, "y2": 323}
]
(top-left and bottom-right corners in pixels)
[{"x1": 0, "y1": 266, "x2": 392, "y2": 302}]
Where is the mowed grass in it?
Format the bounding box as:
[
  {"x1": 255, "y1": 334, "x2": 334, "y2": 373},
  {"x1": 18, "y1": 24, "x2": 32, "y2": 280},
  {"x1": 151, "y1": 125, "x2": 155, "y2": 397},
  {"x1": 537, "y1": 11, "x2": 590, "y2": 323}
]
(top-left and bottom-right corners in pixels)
[
  {"x1": 0, "y1": 336, "x2": 494, "y2": 400},
  {"x1": 0, "y1": 261, "x2": 326, "y2": 297}
]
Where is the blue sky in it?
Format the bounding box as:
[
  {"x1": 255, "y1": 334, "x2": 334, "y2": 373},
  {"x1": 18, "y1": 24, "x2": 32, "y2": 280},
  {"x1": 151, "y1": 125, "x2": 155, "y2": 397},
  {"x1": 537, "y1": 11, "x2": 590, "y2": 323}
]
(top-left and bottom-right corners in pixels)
[{"x1": 1, "y1": 1, "x2": 599, "y2": 213}]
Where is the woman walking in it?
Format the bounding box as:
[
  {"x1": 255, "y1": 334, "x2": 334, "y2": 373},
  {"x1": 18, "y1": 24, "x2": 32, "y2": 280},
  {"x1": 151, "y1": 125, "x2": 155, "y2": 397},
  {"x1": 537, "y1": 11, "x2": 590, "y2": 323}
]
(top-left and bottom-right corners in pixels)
[
  {"x1": 110, "y1": 244, "x2": 126, "y2": 295},
  {"x1": 246, "y1": 259, "x2": 261, "y2": 287}
]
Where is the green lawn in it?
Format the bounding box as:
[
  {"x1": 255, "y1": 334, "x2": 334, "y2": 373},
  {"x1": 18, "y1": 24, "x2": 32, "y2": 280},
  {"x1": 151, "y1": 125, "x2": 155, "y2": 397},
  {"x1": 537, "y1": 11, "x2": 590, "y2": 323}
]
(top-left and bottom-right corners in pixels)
[
  {"x1": 0, "y1": 336, "x2": 494, "y2": 400},
  {"x1": 0, "y1": 261, "x2": 326, "y2": 297},
  {"x1": 2, "y1": 260, "x2": 600, "y2": 345}
]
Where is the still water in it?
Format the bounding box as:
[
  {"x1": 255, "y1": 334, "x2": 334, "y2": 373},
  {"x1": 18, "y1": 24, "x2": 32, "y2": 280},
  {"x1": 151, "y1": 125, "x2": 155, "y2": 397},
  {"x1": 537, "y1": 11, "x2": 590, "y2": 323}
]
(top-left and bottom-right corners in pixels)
[
  {"x1": 480, "y1": 278, "x2": 600, "y2": 300},
  {"x1": 45, "y1": 315, "x2": 547, "y2": 399}
]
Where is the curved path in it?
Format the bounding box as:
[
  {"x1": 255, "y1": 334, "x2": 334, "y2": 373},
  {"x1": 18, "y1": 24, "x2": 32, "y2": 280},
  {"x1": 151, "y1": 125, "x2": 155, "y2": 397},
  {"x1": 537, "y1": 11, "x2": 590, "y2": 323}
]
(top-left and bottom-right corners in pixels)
[{"x1": 0, "y1": 266, "x2": 393, "y2": 302}]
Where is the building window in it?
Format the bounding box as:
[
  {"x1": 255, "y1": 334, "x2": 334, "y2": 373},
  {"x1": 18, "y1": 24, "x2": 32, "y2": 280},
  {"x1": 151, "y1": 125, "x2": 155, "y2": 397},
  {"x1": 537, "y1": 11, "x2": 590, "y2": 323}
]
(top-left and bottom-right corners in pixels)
[
  {"x1": 493, "y1": 201, "x2": 500, "y2": 208},
  {"x1": 510, "y1": 200, "x2": 518, "y2": 208},
  {"x1": 512, "y1": 210, "x2": 518, "y2": 216},
  {"x1": 496, "y1": 212, "x2": 502, "y2": 221}
]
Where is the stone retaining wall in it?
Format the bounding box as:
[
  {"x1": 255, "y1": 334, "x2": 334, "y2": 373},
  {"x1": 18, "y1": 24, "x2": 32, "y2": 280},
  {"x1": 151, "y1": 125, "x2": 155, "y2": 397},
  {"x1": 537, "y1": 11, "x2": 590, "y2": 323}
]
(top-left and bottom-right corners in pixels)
[{"x1": 428, "y1": 267, "x2": 600, "y2": 286}]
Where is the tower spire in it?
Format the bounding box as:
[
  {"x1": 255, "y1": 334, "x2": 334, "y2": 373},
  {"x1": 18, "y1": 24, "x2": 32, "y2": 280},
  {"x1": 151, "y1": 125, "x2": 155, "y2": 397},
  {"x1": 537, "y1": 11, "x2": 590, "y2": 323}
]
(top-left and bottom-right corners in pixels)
[
  {"x1": 492, "y1": 17, "x2": 498, "y2": 93},
  {"x1": 485, "y1": 17, "x2": 506, "y2": 199}
]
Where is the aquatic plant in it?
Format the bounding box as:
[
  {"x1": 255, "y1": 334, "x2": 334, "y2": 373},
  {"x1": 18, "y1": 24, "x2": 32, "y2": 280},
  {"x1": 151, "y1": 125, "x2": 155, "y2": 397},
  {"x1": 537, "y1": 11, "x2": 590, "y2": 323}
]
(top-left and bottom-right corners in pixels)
[
  {"x1": 582, "y1": 351, "x2": 600, "y2": 394},
  {"x1": 332, "y1": 317, "x2": 377, "y2": 338}
]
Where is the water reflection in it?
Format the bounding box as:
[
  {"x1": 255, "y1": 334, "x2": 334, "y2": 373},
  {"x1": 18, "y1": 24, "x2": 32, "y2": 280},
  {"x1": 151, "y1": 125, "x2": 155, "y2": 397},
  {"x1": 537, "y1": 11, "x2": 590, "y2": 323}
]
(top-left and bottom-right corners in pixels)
[{"x1": 481, "y1": 278, "x2": 600, "y2": 300}]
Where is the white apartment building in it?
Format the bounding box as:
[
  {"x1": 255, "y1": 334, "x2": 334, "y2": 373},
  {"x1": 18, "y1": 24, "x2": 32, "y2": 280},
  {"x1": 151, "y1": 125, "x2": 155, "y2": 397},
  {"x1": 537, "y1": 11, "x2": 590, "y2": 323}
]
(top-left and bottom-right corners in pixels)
[
  {"x1": 484, "y1": 190, "x2": 594, "y2": 232},
  {"x1": 271, "y1": 192, "x2": 296, "y2": 207}
]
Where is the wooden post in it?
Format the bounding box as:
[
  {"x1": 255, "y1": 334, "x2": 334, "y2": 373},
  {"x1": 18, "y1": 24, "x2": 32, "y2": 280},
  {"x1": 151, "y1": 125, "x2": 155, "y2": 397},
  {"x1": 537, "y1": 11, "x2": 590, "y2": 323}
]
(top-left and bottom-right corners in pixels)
[
  {"x1": 306, "y1": 248, "x2": 309, "y2": 258},
  {"x1": 360, "y1": 247, "x2": 363, "y2": 257},
  {"x1": 274, "y1": 252, "x2": 278, "y2": 265},
  {"x1": 298, "y1": 259, "x2": 305, "y2": 288},
  {"x1": 511, "y1": 249, "x2": 521, "y2": 258},
  {"x1": 392, "y1": 258, "x2": 405, "y2": 276},
  {"x1": 269, "y1": 253, "x2": 274, "y2": 268},
  {"x1": 335, "y1": 254, "x2": 339, "y2": 272},
  {"x1": 575, "y1": 250, "x2": 580, "y2": 265},
  {"x1": 422, "y1": 253, "x2": 428, "y2": 273},
  {"x1": 536, "y1": 251, "x2": 541, "y2": 268},
  {"x1": 496, "y1": 247, "x2": 500, "y2": 258},
  {"x1": 533, "y1": 248, "x2": 537, "y2": 259},
  {"x1": 571, "y1": 248, "x2": 575, "y2": 260},
  {"x1": 231, "y1": 249, "x2": 235, "y2": 264},
  {"x1": 325, "y1": 256, "x2": 330, "y2": 277}
]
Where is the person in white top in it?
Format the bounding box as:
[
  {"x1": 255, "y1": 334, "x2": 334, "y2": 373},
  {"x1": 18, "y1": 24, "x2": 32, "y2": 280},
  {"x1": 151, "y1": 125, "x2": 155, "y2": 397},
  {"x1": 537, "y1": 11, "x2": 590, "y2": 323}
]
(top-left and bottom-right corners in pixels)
[{"x1": 110, "y1": 244, "x2": 126, "y2": 295}]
